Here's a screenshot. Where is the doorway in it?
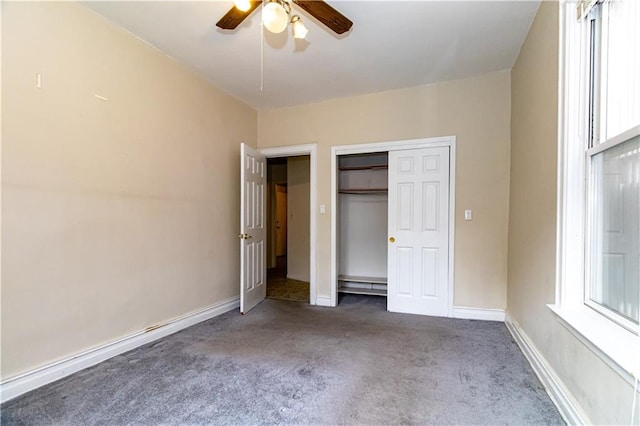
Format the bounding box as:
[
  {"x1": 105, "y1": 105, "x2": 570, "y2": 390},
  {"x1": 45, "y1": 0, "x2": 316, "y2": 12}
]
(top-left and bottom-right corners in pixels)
[{"x1": 266, "y1": 156, "x2": 311, "y2": 303}]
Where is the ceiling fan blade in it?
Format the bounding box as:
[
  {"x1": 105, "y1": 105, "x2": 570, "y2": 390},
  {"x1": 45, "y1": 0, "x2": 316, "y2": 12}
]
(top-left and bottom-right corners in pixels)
[
  {"x1": 293, "y1": 0, "x2": 353, "y2": 35},
  {"x1": 216, "y1": 1, "x2": 261, "y2": 30}
]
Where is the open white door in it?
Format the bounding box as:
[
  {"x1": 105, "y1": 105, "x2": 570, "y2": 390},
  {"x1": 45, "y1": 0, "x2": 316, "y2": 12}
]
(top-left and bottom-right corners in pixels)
[
  {"x1": 387, "y1": 146, "x2": 450, "y2": 316},
  {"x1": 240, "y1": 143, "x2": 267, "y2": 314}
]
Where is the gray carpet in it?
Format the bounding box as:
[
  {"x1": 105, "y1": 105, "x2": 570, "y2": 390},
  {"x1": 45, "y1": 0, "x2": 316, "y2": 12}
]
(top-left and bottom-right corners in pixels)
[{"x1": 1, "y1": 294, "x2": 563, "y2": 425}]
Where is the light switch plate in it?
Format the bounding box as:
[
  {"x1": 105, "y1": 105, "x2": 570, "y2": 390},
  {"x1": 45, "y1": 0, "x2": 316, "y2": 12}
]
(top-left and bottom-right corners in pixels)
[{"x1": 464, "y1": 209, "x2": 472, "y2": 220}]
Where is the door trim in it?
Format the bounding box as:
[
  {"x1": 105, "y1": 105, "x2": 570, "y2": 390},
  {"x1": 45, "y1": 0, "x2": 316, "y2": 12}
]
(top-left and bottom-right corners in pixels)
[
  {"x1": 259, "y1": 144, "x2": 318, "y2": 306},
  {"x1": 330, "y1": 136, "x2": 456, "y2": 315}
]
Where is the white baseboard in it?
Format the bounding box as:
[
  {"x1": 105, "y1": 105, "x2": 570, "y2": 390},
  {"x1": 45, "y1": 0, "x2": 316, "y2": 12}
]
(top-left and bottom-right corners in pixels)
[
  {"x1": 505, "y1": 313, "x2": 588, "y2": 425},
  {"x1": 315, "y1": 296, "x2": 333, "y2": 307},
  {"x1": 0, "y1": 297, "x2": 239, "y2": 403},
  {"x1": 452, "y1": 306, "x2": 505, "y2": 322}
]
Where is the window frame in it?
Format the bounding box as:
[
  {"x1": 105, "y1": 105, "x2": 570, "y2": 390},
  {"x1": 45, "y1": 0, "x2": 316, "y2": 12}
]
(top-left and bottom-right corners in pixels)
[
  {"x1": 552, "y1": 0, "x2": 639, "y2": 385},
  {"x1": 583, "y1": 0, "x2": 639, "y2": 331}
]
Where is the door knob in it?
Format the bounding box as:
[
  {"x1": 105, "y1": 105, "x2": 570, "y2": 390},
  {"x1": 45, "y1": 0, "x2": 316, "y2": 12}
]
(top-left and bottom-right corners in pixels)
[
  {"x1": 389, "y1": 237, "x2": 395, "y2": 243},
  {"x1": 238, "y1": 233, "x2": 253, "y2": 240}
]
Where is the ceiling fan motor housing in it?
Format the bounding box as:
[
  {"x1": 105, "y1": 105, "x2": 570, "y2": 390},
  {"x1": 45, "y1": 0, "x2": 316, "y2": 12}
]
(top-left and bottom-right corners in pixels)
[{"x1": 216, "y1": 0, "x2": 353, "y2": 36}]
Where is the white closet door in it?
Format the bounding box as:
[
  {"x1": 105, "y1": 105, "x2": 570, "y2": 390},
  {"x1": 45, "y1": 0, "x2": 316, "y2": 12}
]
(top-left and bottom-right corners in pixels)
[
  {"x1": 387, "y1": 147, "x2": 450, "y2": 316},
  {"x1": 240, "y1": 143, "x2": 267, "y2": 314}
]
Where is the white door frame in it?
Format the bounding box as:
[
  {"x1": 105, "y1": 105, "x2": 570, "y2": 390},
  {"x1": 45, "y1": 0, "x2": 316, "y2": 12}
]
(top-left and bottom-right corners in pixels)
[
  {"x1": 330, "y1": 136, "x2": 456, "y2": 315},
  {"x1": 259, "y1": 144, "x2": 318, "y2": 305}
]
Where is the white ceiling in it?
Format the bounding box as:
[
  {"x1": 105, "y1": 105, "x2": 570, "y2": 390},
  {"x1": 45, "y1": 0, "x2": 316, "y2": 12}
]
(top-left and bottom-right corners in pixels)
[{"x1": 83, "y1": 1, "x2": 540, "y2": 109}]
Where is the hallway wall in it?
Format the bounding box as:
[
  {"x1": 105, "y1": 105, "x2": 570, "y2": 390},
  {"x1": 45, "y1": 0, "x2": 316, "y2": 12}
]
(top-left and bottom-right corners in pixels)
[{"x1": 287, "y1": 156, "x2": 310, "y2": 282}]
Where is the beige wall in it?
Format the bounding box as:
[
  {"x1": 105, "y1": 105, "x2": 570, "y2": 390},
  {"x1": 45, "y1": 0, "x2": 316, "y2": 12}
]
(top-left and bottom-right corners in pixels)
[
  {"x1": 259, "y1": 71, "x2": 512, "y2": 309},
  {"x1": 266, "y1": 162, "x2": 287, "y2": 268},
  {"x1": 1, "y1": 2, "x2": 257, "y2": 379},
  {"x1": 286, "y1": 156, "x2": 310, "y2": 282},
  {"x1": 267, "y1": 162, "x2": 287, "y2": 268},
  {"x1": 508, "y1": 2, "x2": 635, "y2": 424}
]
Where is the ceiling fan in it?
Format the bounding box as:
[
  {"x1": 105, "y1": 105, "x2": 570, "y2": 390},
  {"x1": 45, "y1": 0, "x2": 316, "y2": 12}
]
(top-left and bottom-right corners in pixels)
[{"x1": 216, "y1": 0, "x2": 353, "y2": 39}]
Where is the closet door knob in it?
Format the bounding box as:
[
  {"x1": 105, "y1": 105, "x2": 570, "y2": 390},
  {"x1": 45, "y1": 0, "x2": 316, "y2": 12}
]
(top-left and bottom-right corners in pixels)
[{"x1": 389, "y1": 237, "x2": 395, "y2": 243}]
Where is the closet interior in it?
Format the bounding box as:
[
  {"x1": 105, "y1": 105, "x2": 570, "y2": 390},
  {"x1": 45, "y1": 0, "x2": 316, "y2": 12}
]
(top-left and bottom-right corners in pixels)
[{"x1": 337, "y1": 152, "x2": 389, "y2": 297}]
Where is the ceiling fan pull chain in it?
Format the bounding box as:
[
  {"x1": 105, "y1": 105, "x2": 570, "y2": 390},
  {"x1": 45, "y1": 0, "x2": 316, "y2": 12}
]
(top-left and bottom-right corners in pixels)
[
  {"x1": 260, "y1": 0, "x2": 266, "y2": 93},
  {"x1": 260, "y1": 4, "x2": 264, "y2": 92}
]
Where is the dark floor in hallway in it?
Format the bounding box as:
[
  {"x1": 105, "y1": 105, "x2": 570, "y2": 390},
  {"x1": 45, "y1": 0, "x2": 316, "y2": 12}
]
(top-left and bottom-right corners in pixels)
[{"x1": 267, "y1": 255, "x2": 310, "y2": 303}]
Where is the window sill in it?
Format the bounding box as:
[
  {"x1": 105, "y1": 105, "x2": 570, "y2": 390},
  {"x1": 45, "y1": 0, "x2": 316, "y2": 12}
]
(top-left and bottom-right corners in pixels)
[{"x1": 547, "y1": 304, "x2": 639, "y2": 386}]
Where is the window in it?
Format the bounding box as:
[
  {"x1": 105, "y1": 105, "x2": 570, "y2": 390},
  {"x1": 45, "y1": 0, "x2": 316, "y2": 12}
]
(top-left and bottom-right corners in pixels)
[
  {"x1": 588, "y1": 134, "x2": 640, "y2": 329},
  {"x1": 584, "y1": 0, "x2": 640, "y2": 331},
  {"x1": 554, "y1": 0, "x2": 640, "y2": 381}
]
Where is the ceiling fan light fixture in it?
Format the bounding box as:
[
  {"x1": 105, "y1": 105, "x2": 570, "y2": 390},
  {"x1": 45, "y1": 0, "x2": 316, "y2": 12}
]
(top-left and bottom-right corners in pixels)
[
  {"x1": 233, "y1": 0, "x2": 252, "y2": 12},
  {"x1": 291, "y1": 15, "x2": 309, "y2": 39},
  {"x1": 262, "y1": 0, "x2": 289, "y2": 34}
]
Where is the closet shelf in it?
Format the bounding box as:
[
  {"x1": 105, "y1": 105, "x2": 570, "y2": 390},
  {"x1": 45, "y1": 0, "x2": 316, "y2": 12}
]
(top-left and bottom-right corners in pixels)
[
  {"x1": 338, "y1": 275, "x2": 387, "y2": 284},
  {"x1": 338, "y1": 165, "x2": 388, "y2": 171},
  {"x1": 338, "y1": 287, "x2": 387, "y2": 296},
  {"x1": 338, "y1": 188, "x2": 388, "y2": 194},
  {"x1": 338, "y1": 275, "x2": 388, "y2": 296}
]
